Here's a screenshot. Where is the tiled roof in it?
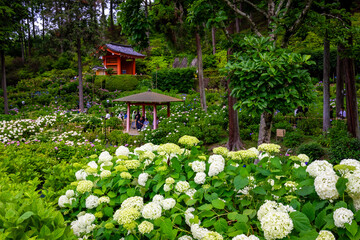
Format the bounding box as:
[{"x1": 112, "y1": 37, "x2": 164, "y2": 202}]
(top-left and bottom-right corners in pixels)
[
  {"x1": 113, "y1": 91, "x2": 183, "y2": 103},
  {"x1": 106, "y1": 43, "x2": 145, "y2": 58}
]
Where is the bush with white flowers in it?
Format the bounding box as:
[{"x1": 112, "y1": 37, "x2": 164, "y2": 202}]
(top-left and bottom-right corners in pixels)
[{"x1": 58, "y1": 138, "x2": 360, "y2": 240}]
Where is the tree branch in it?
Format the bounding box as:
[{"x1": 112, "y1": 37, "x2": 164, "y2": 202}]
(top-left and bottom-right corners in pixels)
[
  {"x1": 280, "y1": 0, "x2": 292, "y2": 19},
  {"x1": 242, "y1": 0, "x2": 268, "y2": 18},
  {"x1": 321, "y1": 13, "x2": 348, "y2": 27},
  {"x1": 275, "y1": 0, "x2": 285, "y2": 17},
  {"x1": 282, "y1": 0, "x2": 313, "y2": 47},
  {"x1": 223, "y1": 0, "x2": 263, "y2": 37}
]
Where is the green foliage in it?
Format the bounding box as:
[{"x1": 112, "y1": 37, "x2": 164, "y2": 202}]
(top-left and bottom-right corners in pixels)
[
  {"x1": 94, "y1": 75, "x2": 151, "y2": 92},
  {"x1": 152, "y1": 67, "x2": 196, "y2": 93},
  {"x1": 225, "y1": 35, "x2": 315, "y2": 116},
  {"x1": 298, "y1": 142, "x2": 325, "y2": 161},
  {"x1": 107, "y1": 130, "x2": 139, "y2": 146},
  {"x1": 283, "y1": 131, "x2": 304, "y2": 148},
  {"x1": 297, "y1": 118, "x2": 322, "y2": 136}
]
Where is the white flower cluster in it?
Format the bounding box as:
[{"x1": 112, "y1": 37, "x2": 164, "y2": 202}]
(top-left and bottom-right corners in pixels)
[
  {"x1": 98, "y1": 151, "x2": 113, "y2": 163},
  {"x1": 160, "y1": 198, "x2": 176, "y2": 210},
  {"x1": 76, "y1": 180, "x2": 93, "y2": 194},
  {"x1": 333, "y1": 207, "x2": 354, "y2": 228},
  {"x1": 100, "y1": 170, "x2": 111, "y2": 179},
  {"x1": 71, "y1": 212, "x2": 96, "y2": 237},
  {"x1": 138, "y1": 221, "x2": 154, "y2": 234},
  {"x1": 178, "y1": 235, "x2": 193, "y2": 240},
  {"x1": 190, "y1": 161, "x2": 206, "y2": 173},
  {"x1": 58, "y1": 190, "x2": 76, "y2": 208},
  {"x1": 85, "y1": 195, "x2": 99, "y2": 209},
  {"x1": 115, "y1": 146, "x2": 130, "y2": 157},
  {"x1": 306, "y1": 160, "x2": 335, "y2": 177},
  {"x1": 178, "y1": 135, "x2": 200, "y2": 147},
  {"x1": 284, "y1": 181, "x2": 298, "y2": 193},
  {"x1": 257, "y1": 201, "x2": 294, "y2": 240},
  {"x1": 194, "y1": 172, "x2": 206, "y2": 184},
  {"x1": 315, "y1": 230, "x2": 335, "y2": 240},
  {"x1": 157, "y1": 143, "x2": 182, "y2": 155},
  {"x1": 175, "y1": 181, "x2": 190, "y2": 193},
  {"x1": 75, "y1": 169, "x2": 88, "y2": 180},
  {"x1": 258, "y1": 143, "x2": 281, "y2": 154},
  {"x1": 297, "y1": 154, "x2": 310, "y2": 163},
  {"x1": 208, "y1": 155, "x2": 225, "y2": 177},
  {"x1": 212, "y1": 147, "x2": 229, "y2": 157},
  {"x1": 314, "y1": 173, "x2": 339, "y2": 201},
  {"x1": 228, "y1": 150, "x2": 258, "y2": 161},
  {"x1": 142, "y1": 202, "x2": 162, "y2": 220},
  {"x1": 138, "y1": 173, "x2": 149, "y2": 186},
  {"x1": 338, "y1": 159, "x2": 360, "y2": 176},
  {"x1": 232, "y1": 234, "x2": 260, "y2": 240}
]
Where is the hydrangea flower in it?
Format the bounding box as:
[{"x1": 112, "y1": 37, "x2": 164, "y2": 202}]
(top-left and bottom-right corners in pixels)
[
  {"x1": 77, "y1": 180, "x2": 93, "y2": 194},
  {"x1": 178, "y1": 236, "x2": 193, "y2": 240},
  {"x1": 65, "y1": 190, "x2": 75, "y2": 198},
  {"x1": 152, "y1": 194, "x2": 164, "y2": 205},
  {"x1": 258, "y1": 143, "x2": 281, "y2": 154},
  {"x1": 138, "y1": 221, "x2": 154, "y2": 234},
  {"x1": 85, "y1": 195, "x2": 99, "y2": 209},
  {"x1": 208, "y1": 155, "x2": 225, "y2": 177},
  {"x1": 314, "y1": 173, "x2": 339, "y2": 200},
  {"x1": 98, "y1": 151, "x2": 113, "y2": 163},
  {"x1": 138, "y1": 172, "x2": 149, "y2": 187},
  {"x1": 315, "y1": 230, "x2": 335, "y2": 240},
  {"x1": 120, "y1": 172, "x2": 132, "y2": 179},
  {"x1": 71, "y1": 213, "x2": 96, "y2": 237},
  {"x1": 190, "y1": 161, "x2": 206, "y2": 173},
  {"x1": 164, "y1": 183, "x2": 172, "y2": 192},
  {"x1": 161, "y1": 198, "x2": 176, "y2": 210},
  {"x1": 194, "y1": 172, "x2": 206, "y2": 184},
  {"x1": 191, "y1": 224, "x2": 210, "y2": 240},
  {"x1": 157, "y1": 143, "x2": 182, "y2": 155},
  {"x1": 123, "y1": 160, "x2": 140, "y2": 169},
  {"x1": 297, "y1": 154, "x2": 310, "y2": 163},
  {"x1": 115, "y1": 146, "x2": 130, "y2": 157},
  {"x1": 202, "y1": 231, "x2": 223, "y2": 240},
  {"x1": 98, "y1": 196, "x2": 110, "y2": 204},
  {"x1": 75, "y1": 169, "x2": 88, "y2": 181},
  {"x1": 165, "y1": 177, "x2": 175, "y2": 184},
  {"x1": 232, "y1": 234, "x2": 260, "y2": 240},
  {"x1": 333, "y1": 207, "x2": 354, "y2": 228},
  {"x1": 113, "y1": 207, "x2": 141, "y2": 225},
  {"x1": 306, "y1": 160, "x2": 335, "y2": 178},
  {"x1": 228, "y1": 150, "x2": 257, "y2": 161},
  {"x1": 260, "y1": 210, "x2": 293, "y2": 240},
  {"x1": 175, "y1": 181, "x2": 190, "y2": 193},
  {"x1": 100, "y1": 170, "x2": 111, "y2": 179},
  {"x1": 178, "y1": 135, "x2": 200, "y2": 147},
  {"x1": 121, "y1": 196, "x2": 144, "y2": 211},
  {"x1": 58, "y1": 195, "x2": 75, "y2": 208},
  {"x1": 142, "y1": 202, "x2": 162, "y2": 220},
  {"x1": 87, "y1": 161, "x2": 98, "y2": 169},
  {"x1": 212, "y1": 147, "x2": 229, "y2": 157}
]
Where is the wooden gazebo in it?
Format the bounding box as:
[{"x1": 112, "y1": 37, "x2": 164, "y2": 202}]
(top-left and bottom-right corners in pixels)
[{"x1": 113, "y1": 90, "x2": 183, "y2": 132}]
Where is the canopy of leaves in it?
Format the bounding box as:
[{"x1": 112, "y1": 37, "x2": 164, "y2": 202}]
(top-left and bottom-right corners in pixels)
[{"x1": 226, "y1": 35, "x2": 316, "y2": 116}]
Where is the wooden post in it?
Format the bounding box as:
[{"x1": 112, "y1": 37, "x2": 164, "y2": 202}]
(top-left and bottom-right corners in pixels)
[
  {"x1": 142, "y1": 104, "x2": 145, "y2": 117},
  {"x1": 133, "y1": 59, "x2": 136, "y2": 75},
  {"x1": 167, "y1": 102, "x2": 170, "y2": 117},
  {"x1": 103, "y1": 56, "x2": 107, "y2": 75},
  {"x1": 153, "y1": 104, "x2": 157, "y2": 129},
  {"x1": 117, "y1": 56, "x2": 120, "y2": 75},
  {"x1": 126, "y1": 102, "x2": 130, "y2": 132}
]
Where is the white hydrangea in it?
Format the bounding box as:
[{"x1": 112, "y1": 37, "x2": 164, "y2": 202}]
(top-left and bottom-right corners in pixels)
[
  {"x1": 333, "y1": 207, "x2": 354, "y2": 228},
  {"x1": 306, "y1": 160, "x2": 335, "y2": 178},
  {"x1": 257, "y1": 200, "x2": 295, "y2": 222},
  {"x1": 98, "y1": 151, "x2": 113, "y2": 163},
  {"x1": 100, "y1": 161, "x2": 113, "y2": 171},
  {"x1": 191, "y1": 224, "x2": 210, "y2": 240},
  {"x1": 85, "y1": 195, "x2": 99, "y2": 209},
  {"x1": 185, "y1": 208, "x2": 196, "y2": 226},
  {"x1": 339, "y1": 159, "x2": 360, "y2": 175},
  {"x1": 58, "y1": 195, "x2": 70, "y2": 208},
  {"x1": 138, "y1": 221, "x2": 154, "y2": 234},
  {"x1": 152, "y1": 194, "x2": 164, "y2": 205},
  {"x1": 258, "y1": 152, "x2": 274, "y2": 161},
  {"x1": 115, "y1": 146, "x2": 130, "y2": 157},
  {"x1": 66, "y1": 190, "x2": 75, "y2": 198},
  {"x1": 190, "y1": 161, "x2": 206, "y2": 173},
  {"x1": 232, "y1": 234, "x2": 260, "y2": 240},
  {"x1": 316, "y1": 230, "x2": 336, "y2": 240},
  {"x1": 165, "y1": 177, "x2": 175, "y2": 184},
  {"x1": 175, "y1": 181, "x2": 190, "y2": 193},
  {"x1": 194, "y1": 172, "x2": 206, "y2": 184},
  {"x1": 142, "y1": 202, "x2": 162, "y2": 220},
  {"x1": 138, "y1": 173, "x2": 149, "y2": 187},
  {"x1": 87, "y1": 161, "x2": 98, "y2": 169},
  {"x1": 121, "y1": 196, "x2": 144, "y2": 211},
  {"x1": 208, "y1": 155, "x2": 225, "y2": 177},
  {"x1": 353, "y1": 198, "x2": 360, "y2": 211},
  {"x1": 70, "y1": 213, "x2": 96, "y2": 237},
  {"x1": 161, "y1": 198, "x2": 176, "y2": 210},
  {"x1": 76, "y1": 169, "x2": 88, "y2": 181},
  {"x1": 248, "y1": 147, "x2": 259, "y2": 157},
  {"x1": 186, "y1": 188, "x2": 197, "y2": 199},
  {"x1": 139, "y1": 143, "x2": 156, "y2": 152},
  {"x1": 179, "y1": 235, "x2": 193, "y2": 240},
  {"x1": 284, "y1": 181, "x2": 298, "y2": 193},
  {"x1": 314, "y1": 173, "x2": 339, "y2": 200},
  {"x1": 297, "y1": 154, "x2": 310, "y2": 163},
  {"x1": 346, "y1": 170, "x2": 360, "y2": 199},
  {"x1": 260, "y1": 210, "x2": 293, "y2": 240},
  {"x1": 98, "y1": 196, "x2": 110, "y2": 204},
  {"x1": 100, "y1": 170, "x2": 111, "y2": 179}
]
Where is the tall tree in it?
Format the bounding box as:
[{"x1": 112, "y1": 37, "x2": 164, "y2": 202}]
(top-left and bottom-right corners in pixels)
[
  {"x1": 0, "y1": 0, "x2": 27, "y2": 114},
  {"x1": 223, "y1": 0, "x2": 314, "y2": 144}
]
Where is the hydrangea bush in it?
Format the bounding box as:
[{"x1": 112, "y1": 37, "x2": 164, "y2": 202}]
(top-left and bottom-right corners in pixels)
[{"x1": 59, "y1": 137, "x2": 360, "y2": 240}]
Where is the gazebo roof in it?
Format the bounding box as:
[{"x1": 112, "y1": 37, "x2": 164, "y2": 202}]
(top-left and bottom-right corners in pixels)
[
  {"x1": 105, "y1": 43, "x2": 145, "y2": 58},
  {"x1": 113, "y1": 91, "x2": 183, "y2": 104}
]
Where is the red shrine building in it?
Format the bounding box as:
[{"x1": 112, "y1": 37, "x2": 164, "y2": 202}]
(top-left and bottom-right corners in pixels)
[{"x1": 95, "y1": 43, "x2": 145, "y2": 75}]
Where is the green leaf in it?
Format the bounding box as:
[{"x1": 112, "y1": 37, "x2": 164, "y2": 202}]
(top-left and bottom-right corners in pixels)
[
  {"x1": 270, "y1": 157, "x2": 282, "y2": 169},
  {"x1": 315, "y1": 210, "x2": 327, "y2": 229},
  {"x1": 16, "y1": 211, "x2": 34, "y2": 224},
  {"x1": 234, "y1": 175, "x2": 249, "y2": 190},
  {"x1": 302, "y1": 202, "x2": 315, "y2": 222},
  {"x1": 103, "y1": 207, "x2": 114, "y2": 217},
  {"x1": 127, "y1": 188, "x2": 135, "y2": 197},
  {"x1": 214, "y1": 218, "x2": 228, "y2": 233},
  {"x1": 211, "y1": 199, "x2": 225, "y2": 209},
  {"x1": 346, "y1": 221, "x2": 358, "y2": 236},
  {"x1": 198, "y1": 204, "x2": 213, "y2": 211},
  {"x1": 336, "y1": 177, "x2": 348, "y2": 195},
  {"x1": 290, "y1": 211, "x2": 312, "y2": 232},
  {"x1": 252, "y1": 186, "x2": 266, "y2": 195},
  {"x1": 107, "y1": 191, "x2": 116, "y2": 198},
  {"x1": 296, "y1": 185, "x2": 315, "y2": 196},
  {"x1": 94, "y1": 189, "x2": 104, "y2": 195}
]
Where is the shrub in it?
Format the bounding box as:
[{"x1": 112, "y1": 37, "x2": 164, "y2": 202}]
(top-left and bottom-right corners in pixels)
[
  {"x1": 297, "y1": 142, "x2": 325, "y2": 160},
  {"x1": 297, "y1": 118, "x2": 322, "y2": 135},
  {"x1": 329, "y1": 136, "x2": 360, "y2": 163},
  {"x1": 151, "y1": 67, "x2": 196, "y2": 93},
  {"x1": 107, "y1": 130, "x2": 138, "y2": 146},
  {"x1": 94, "y1": 75, "x2": 150, "y2": 91},
  {"x1": 283, "y1": 131, "x2": 304, "y2": 148}
]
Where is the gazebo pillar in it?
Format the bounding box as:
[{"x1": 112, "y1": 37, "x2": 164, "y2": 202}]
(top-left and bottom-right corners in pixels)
[
  {"x1": 126, "y1": 102, "x2": 130, "y2": 132},
  {"x1": 153, "y1": 104, "x2": 157, "y2": 130},
  {"x1": 167, "y1": 103, "x2": 170, "y2": 117},
  {"x1": 142, "y1": 105, "x2": 145, "y2": 117}
]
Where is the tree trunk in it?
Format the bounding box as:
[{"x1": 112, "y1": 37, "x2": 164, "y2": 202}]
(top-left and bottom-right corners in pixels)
[
  {"x1": 27, "y1": 18, "x2": 31, "y2": 57},
  {"x1": 31, "y1": 7, "x2": 36, "y2": 38},
  {"x1": 42, "y1": 4, "x2": 45, "y2": 41},
  {"x1": 1, "y1": 50, "x2": 9, "y2": 114},
  {"x1": 226, "y1": 22, "x2": 243, "y2": 150},
  {"x1": 339, "y1": 42, "x2": 360, "y2": 139},
  {"x1": 336, "y1": 45, "x2": 344, "y2": 114},
  {"x1": 323, "y1": 30, "x2": 331, "y2": 132},
  {"x1": 77, "y1": 38, "x2": 84, "y2": 112},
  {"x1": 20, "y1": 22, "x2": 25, "y2": 64},
  {"x1": 258, "y1": 112, "x2": 273, "y2": 145},
  {"x1": 110, "y1": 0, "x2": 114, "y2": 30},
  {"x1": 211, "y1": 27, "x2": 216, "y2": 55},
  {"x1": 195, "y1": 31, "x2": 207, "y2": 112}
]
